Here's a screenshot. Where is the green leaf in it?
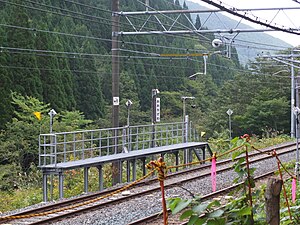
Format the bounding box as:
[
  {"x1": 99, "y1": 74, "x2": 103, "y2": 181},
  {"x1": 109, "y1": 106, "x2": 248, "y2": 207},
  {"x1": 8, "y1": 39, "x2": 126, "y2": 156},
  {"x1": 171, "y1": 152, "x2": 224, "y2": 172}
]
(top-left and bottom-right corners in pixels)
[
  {"x1": 192, "y1": 202, "x2": 210, "y2": 215},
  {"x1": 167, "y1": 198, "x2": 181, "y2": 211},
  {"x1": 188, "y1": 215, "x2": 200, "y2": 225},
  {"x1": 236, "y1": 207, "x2": 252, "y2": 216},
  {"x1": 180, "y1": 210, "x2": 194, "y2": 220},
  {"x1": 232, "y1": 150, "x2": 245, "y2": 160},
  {"x1": 172, "y1": 199, "x2": 192, "y2": 214},
  {"x1": 195, "y1": 218, "x2": 207, "y2": 225},
  {"x1": 207, "y1": 218, "x2": 225, "y2": 225},
  {"x1": 208, "y1": 200, "x2": 221, "y2": 209},
  {"x1": 207, "y1": 209, "x2": 224, "y2": 218}
]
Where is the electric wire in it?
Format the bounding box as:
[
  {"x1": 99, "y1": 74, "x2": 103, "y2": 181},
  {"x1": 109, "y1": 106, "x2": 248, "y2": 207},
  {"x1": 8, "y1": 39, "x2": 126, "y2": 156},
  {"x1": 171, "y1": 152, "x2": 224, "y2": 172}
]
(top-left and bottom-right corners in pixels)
[
  {"x1": 0, "y1": 1, "x2": 294, "y2": 76},
  {"x1": 135, "y1": 0, "x2": 293, "y2": 50},
  {"x1": 292, "y1": 0, "x2": 300, "y2": 4},
  {"x1": 200, "y1": 0, "x2": 300, "y2": 35},
  {"x1": 0, "y1": 0, "x2": 111, "y2": 27},
  {"x1": 1, "y1": 1, "x2": 292, "y2": 54},
  {"x1": 0, "y1": 0, "x2": 214, "y2": 54},
  {"x1": 135, "y1": 0, "x2": 210, "y2": 41},
  {"x1": 0, "y1": 23, "x2": 214, "y2": 54},
  {"x1": 0, "y1": 64, "x2": 290, "y2": 86},
  {"x1": 63, "y1": 0, "x2": 112, "y2": 14},
  {"x1": 0, "y1": 21, "x2": 288, "y2": 55},
  {"x1": 0, "y1": 44, "x2": 291, "y2": 77},
  {"x1": 21, "y1": 0, "x2": 212, "y2": 46},
  {"x1": 23, "y1": 0, "x2": 112, "y2": 22}
]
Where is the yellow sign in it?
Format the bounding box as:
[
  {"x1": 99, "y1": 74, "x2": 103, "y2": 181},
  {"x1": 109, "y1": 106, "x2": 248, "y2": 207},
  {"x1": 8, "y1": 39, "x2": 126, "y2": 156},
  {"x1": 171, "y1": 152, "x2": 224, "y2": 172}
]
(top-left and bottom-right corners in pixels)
[{"x1": 33, "y1": 112, "x2": 41, "y2": 121}]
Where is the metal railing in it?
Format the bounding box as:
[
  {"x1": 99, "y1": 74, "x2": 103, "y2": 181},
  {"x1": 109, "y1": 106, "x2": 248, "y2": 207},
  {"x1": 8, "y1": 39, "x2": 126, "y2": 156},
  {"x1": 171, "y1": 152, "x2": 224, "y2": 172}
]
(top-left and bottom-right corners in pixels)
[{"x1": 39, "y1": 121, "x2": 201, "y2": 167}]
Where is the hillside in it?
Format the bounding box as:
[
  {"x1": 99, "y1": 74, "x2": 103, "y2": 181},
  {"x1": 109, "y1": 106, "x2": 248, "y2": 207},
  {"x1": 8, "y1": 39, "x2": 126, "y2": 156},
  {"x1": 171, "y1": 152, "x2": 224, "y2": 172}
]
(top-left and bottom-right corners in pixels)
[{"x1": 184, "y1": 0, "x2": 292, "y2": 64}]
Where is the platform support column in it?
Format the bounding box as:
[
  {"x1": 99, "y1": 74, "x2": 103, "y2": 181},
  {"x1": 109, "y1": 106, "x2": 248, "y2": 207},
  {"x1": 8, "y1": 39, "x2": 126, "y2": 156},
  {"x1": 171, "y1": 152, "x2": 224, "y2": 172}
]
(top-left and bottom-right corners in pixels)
[
  {"x1": 84, "y1": 167, "x2": 89, "y2": 193},
  {"x1": 42, "y1": 173, "x2": 48, "y2": 202},
  {"x1": 189, "y1": 148, "x2": 193, "y2": 163},
  {"x1": 58, "y1": 171, "x2": 64, "y2": 199},
  {"x1": 142, "y1": 158, "x2": 146, "y2": 176},
  {"x1": 119, "y1": 161, "x2": 123, "y2": 183},
  {"x1": 175, "y1": 151, "x2": 179, "y2": 171},
  {"x1": 132, "y1": 159, "x2": 137, "y2": 181},
  {"x1": 97, "y1": 165, "x2": 103, "y2": 191},
  {"x1": 202, "y1": 148, "x2": 206, "y2": 162},
  {"x1": 127, "y1": 160, "x2": 131, "y2": 182}
]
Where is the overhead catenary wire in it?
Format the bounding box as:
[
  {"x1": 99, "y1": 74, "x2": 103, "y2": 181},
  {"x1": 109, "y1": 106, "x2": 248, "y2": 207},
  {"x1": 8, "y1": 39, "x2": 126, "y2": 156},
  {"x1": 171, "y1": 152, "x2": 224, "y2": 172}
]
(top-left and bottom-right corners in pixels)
[
  {"x1": 135, "y1": 0, "x2": 211, "y2": 41},
  {"x1": 0, "y1": 0, "x2": 294, "y2": 80},
  {"x1": 0, "y1": 23, "x2": 200, "y2": 53},
  {"x1": 1, "y1": 22, "x2": 289, "y2": 55},
  {"x1": 1, "y1": 43, "x2": 290, "y2": 79},
  {"x1": 1, "y1": 1, "x2": 292, "y2": 54},
  {"x1": 0, "y1": 64, "x2": 290, "y2": 86},
  {"x1": 0, "y1": 2, "x2": 216, "y2": 54},
  {"x1": 0, "y1": 44, "x2": 291, "y2": 78},
  {"x1": 200, "y1": 0, "x2": 300, "y2": 35},
  {"x1": 0, "y1": 0, "x2": 113, "y2": 28},
  {"x1": 22, "y1": 0, "x2": 112, "y2": 22},
  {"x1": 6, "y1": 0, "x2": 209, "y2": 46},
  {"x1": 63, "y1": 0, "x2": 112, "y2": 14}
]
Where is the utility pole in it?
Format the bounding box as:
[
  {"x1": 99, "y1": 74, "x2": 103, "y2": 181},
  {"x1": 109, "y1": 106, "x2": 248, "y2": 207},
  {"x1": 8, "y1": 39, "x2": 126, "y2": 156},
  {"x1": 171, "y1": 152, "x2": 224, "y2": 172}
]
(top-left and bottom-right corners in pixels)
[
  {"x1": 295, "y1": 74, "x2": 300, "y2": 178},
  {"x1": 181, "y1": 96, "x2": 195, "y2": 163},
  {"x1": 112, "y1": 0, "x2": 121, "y2": 185},
  {"x1": 226, "y1": 109, "x2": 233, "y2": 140},
  {"x1": 151, "y1": 89, "x2": 160, "y2": 148},
  {"x1": 145, "y1": 0, "x2": 149, "y2": 11},
  {"x1": 291, "y1": 53, "x2": 295, "y2": 138}
]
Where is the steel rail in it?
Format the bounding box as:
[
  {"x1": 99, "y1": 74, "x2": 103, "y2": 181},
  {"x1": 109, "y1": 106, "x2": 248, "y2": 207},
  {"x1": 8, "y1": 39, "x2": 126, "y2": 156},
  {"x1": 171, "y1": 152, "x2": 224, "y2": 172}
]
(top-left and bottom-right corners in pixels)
[
  {"x1": 129, "y1": 170, "x2": 281, "y2": 225},
  {"x1": 1, "y1": 141, "x2": 296, "y2": 224}
]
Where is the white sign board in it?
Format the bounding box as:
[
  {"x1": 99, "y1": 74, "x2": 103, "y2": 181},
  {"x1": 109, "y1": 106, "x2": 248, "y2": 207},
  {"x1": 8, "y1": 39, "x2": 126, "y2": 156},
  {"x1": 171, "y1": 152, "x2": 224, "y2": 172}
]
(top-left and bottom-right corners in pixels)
[
  {"x1": 113, "y1": 97, "x2": 119, "y2": 106},
  {"x1": 156, "y1": 98, "x2": 160, "y2": 122},
  {"x1": 226, "y1": 109, "x2": 233, "y2": 116}
]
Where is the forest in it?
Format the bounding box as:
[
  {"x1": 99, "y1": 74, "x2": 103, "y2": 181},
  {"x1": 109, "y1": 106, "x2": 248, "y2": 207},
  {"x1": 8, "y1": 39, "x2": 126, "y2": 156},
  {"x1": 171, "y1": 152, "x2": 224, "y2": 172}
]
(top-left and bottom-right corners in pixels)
[{"x1": 0, "y1": 0, "x2": 293, "y2": 205}]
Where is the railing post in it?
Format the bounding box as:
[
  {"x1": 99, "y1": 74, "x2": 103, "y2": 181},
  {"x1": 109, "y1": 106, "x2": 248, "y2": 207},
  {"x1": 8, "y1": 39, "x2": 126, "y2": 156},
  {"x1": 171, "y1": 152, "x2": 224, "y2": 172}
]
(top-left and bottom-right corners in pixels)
[
  {"x1": 58, "y1": 171, "x2": 64, "y2": 199},
  {"x1": 122, "y1": 127, "x2": 127, "y2": 153},
  {"x1": 84, "y1": 167, "x2": 89, "y2": 193},
  {"x1": 97, "y1": 165, "x2": 103, "y2": 191},
  {"x1": 42, "y1": 173, "x2": 48, "y2": 202},
  {"x1": 183, "y1": 115, "x2": 189, "y2": 164}
]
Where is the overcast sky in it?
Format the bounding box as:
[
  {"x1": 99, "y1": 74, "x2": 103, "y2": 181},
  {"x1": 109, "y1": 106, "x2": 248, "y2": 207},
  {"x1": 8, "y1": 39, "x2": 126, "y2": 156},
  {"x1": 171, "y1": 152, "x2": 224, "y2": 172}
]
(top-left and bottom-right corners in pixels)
[{"x1": 190, "y1": 0, "x2": 300, "y2": 46}]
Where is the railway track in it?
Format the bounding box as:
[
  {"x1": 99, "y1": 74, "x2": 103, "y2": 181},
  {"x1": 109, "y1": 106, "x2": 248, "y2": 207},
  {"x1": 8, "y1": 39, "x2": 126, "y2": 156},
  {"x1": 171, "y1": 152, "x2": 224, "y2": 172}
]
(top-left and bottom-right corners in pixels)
[
  {"x1": 0, "y1": 141, "x2": 296, "y2": 225},
  {"x1": 127, "y1": 171, "x2": 278, "y2": 225}
]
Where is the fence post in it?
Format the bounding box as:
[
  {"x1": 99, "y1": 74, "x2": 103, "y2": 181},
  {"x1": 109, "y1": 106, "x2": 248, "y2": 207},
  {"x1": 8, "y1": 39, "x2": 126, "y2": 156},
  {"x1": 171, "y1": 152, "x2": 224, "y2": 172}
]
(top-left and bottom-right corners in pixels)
[{"x1": 265, "y1": 177, "x2": 283, "y2": 225}]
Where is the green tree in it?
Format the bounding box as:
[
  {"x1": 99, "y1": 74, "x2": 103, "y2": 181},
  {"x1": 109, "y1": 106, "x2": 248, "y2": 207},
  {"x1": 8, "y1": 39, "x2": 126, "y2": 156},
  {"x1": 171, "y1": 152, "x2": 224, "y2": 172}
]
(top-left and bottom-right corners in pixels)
[
  {"x1": 6, "y1": 1, "x2": 42, "y2": 98},
  {"x1": 0, "y1": 19, "x2": 13, "y2": 129},
  {"x1": 195, "y1": 15, "x2": 202, "y2": 29}
]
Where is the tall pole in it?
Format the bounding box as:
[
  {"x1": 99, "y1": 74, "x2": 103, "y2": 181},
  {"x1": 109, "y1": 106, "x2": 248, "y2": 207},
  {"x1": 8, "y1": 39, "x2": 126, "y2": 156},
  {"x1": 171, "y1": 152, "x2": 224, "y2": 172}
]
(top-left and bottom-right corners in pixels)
[
  {"x1": 48, "y1": 109, "x2": 56, "y2": 201},
  {"x1": 291, "y1": 52, "x2": 295, "y2": 138},
  {"x1": 112, "y1": 0, "x2": 120, "y2": 129},
  {"x1": 112, "y1": 0, "x2": 120, "y2": 185},
  {"x1": 296, "y1": 77, "x2": 300, "y2": 178},
  {"x1": 181, "y1": 96, "x2": 195, "y2": 163},
  {"x1": 229, "y1": 114, "x2": 232, "y2": 140},
  {"x1": 151, "y1": 89, "x2": 159, "y2": 148},
  {"x1": 226, "y1": 109, "x2": 233, "y2": 140}
]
